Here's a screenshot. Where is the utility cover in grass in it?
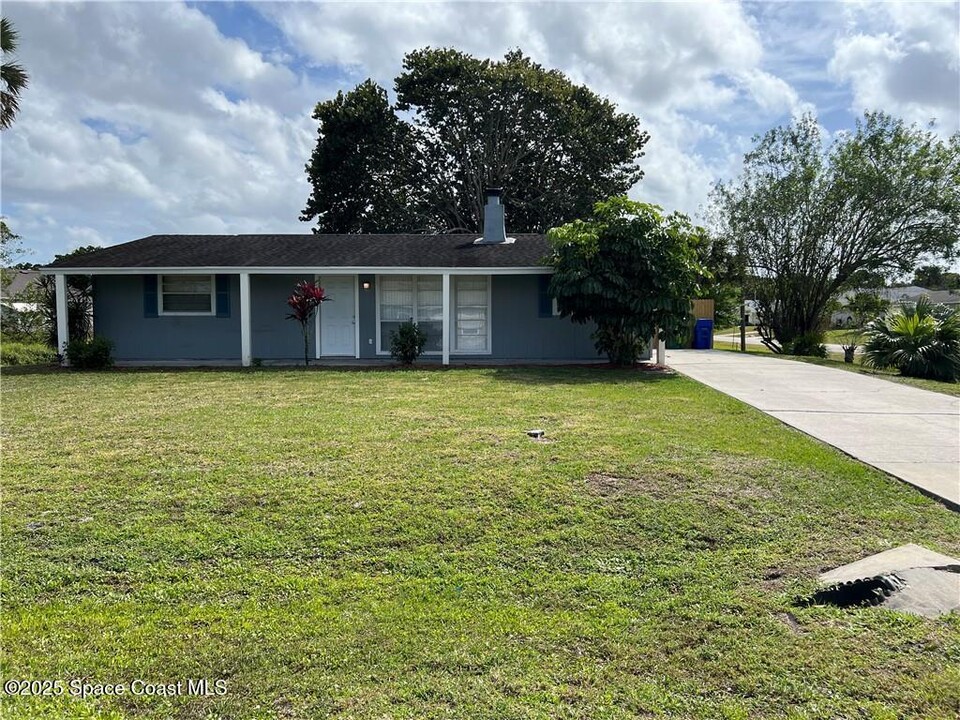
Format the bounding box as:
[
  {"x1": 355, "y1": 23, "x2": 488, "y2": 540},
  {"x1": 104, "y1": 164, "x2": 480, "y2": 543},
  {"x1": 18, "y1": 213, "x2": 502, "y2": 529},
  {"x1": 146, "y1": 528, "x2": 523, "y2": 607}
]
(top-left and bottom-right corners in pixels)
[{"x1": 810, "y1": 544, "x2": 960, "y2": 618}]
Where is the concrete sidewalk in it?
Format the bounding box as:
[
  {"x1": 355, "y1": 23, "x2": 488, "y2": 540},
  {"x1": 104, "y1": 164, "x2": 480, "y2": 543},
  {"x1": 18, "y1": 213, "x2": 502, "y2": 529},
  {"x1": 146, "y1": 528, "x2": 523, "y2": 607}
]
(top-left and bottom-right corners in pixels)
[{"x1": 666, "y1": 350, "x2": 960, "y2": 510}]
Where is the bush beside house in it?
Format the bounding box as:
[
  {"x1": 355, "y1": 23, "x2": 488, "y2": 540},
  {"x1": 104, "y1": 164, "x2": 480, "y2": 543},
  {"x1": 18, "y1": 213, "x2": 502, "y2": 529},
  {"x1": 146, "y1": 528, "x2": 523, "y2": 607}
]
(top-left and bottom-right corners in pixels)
[
  {"x1": 390, "y1": 320, "x2": 427, "y2": 365},
  {"x1": 65, "y1": 336, "x2": 114, "y2": 370}
]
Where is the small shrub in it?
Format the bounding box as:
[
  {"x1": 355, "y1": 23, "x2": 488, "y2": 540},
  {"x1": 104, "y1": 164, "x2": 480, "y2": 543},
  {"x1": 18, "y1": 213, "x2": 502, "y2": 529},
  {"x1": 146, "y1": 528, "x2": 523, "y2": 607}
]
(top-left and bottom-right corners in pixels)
[
  {"x1": 390, "y1": 320, "x2": 427, "y2": 365},
  {"x1": 0, "y1": 340, "x2": 57, "y2": 366},
  {"x1": 785, "y1": 332, "x2": 827, "y2": 358},
  {"x1": 65, "y1": 336, "x2": 114, "y2": 370},
  {"x1": 285, "y1": 281, "x2": 329, "y2": 366},
  {"x1": 839, "y1": 330, "x2": 861, "y2": 364},
  {"x1": 863, "y1": 298, "x2": 960, "y2": 382}
]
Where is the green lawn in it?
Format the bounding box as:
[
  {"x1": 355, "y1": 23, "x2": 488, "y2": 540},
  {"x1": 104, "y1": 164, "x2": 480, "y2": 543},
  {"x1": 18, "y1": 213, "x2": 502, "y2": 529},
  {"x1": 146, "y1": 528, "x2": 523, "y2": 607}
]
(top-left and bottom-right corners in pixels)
[
  {"x1": 3, "y1": 368, "x2": 959, "y2": 719},
  {"x1": 822, "y1": 329, "x2": 860, "y2": 344}
]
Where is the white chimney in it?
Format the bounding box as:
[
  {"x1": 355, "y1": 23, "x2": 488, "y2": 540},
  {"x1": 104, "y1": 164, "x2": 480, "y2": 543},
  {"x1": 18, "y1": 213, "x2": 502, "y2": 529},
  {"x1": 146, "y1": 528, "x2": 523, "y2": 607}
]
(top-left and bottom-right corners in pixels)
[{"x1": 475, "y1": 188, "x2": 514, "y2": 245}]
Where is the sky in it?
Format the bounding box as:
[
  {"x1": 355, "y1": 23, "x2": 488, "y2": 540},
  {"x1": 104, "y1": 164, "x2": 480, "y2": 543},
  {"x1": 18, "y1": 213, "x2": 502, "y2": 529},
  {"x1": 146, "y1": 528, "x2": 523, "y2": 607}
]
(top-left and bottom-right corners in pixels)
[{"x1": 1, "y1": 0, "x2": 958, "y2": 264}]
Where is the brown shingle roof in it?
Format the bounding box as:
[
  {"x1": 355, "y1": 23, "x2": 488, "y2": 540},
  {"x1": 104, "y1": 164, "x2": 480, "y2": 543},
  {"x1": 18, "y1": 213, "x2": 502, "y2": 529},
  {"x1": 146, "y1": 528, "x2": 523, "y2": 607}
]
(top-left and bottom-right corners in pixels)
[{"x1": 45, "y1": 234, "x2": 552, "y2": 270}]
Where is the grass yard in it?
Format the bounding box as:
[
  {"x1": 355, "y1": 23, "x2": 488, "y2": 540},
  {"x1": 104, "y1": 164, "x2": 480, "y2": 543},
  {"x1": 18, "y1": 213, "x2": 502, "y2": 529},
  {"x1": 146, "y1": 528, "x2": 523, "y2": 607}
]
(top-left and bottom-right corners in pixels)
[
  {"x1": 822, "y1": 329, "x2": 859, "y2": 344},
  {"x1": 2, "y1": 367, "x2": 959, "y2": 719}
]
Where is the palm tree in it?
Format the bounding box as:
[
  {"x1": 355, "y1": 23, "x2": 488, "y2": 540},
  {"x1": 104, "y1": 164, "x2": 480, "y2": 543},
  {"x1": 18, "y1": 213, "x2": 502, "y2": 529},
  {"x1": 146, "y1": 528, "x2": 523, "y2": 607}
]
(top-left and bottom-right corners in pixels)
[
  {"x1": 1, "y1": 17, "x2": 29, "y2": 130},
  {"x1": 862, "y1": 297, "x2": 960, "y2": 382}
]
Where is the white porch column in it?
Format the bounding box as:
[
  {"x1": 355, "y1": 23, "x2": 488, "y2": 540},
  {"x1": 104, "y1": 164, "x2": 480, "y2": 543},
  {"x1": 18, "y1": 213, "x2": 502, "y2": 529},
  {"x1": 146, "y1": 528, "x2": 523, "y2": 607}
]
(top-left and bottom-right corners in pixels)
[
  {"x1": 55, "y1": 273, "x2": 69, "y2": 364},
  {"x1": 239, "y1": 272, "x2": 252, "y2": 367},
  {"x1": 442, "y1": 272, "x2": 451, "y2": 366}
]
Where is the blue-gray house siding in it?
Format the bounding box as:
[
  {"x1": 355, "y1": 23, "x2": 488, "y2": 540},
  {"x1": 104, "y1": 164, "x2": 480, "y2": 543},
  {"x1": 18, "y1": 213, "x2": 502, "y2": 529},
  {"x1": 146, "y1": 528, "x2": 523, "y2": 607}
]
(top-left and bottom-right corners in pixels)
[
  {"x1": 93, "y1": 273, "x2": 604, "y2": 363},
  {"x1": 250, "y1": 274, "x2": 317, "y2": 360},
  {"x1": 94, "y1": 275, "x2": 243, "y2": 361}
]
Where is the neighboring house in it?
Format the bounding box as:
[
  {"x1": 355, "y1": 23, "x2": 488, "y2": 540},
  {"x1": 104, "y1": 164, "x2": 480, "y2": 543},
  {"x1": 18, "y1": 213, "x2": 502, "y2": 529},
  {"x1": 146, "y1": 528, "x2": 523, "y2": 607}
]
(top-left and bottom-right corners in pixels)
[
  {"x1": 925, "y1": 289, "x2": 960, "y2": 308},
  {"x1": 830, "y1": 285, "x2": 930, "y2": 327},
  {"x1": 1, "y1": 269, "x2": 42, "y2": 313},
  {"x1": 1, "y1": 269, "x2": 44, "y2": 337},
  {"x1": 877, "y1": 285, "x2": 932, "y2": 303},
  {"x1": 44, "y1": 191, "x2": 610, "y2": 365}
]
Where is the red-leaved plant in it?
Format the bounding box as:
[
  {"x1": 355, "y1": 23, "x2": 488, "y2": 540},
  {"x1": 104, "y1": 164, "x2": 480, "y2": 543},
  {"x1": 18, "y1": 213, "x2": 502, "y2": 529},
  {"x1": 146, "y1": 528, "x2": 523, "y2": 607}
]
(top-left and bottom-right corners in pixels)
[{"x1": 286, "y1": 281, "x2": 329, "y2": 366}]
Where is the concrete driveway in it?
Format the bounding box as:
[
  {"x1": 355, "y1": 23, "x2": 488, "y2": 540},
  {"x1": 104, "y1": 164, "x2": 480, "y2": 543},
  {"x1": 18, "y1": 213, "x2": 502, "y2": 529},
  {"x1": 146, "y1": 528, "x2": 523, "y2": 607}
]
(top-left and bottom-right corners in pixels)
[{"x1": 666, "y1": 350, "x2": 960, "y2": 510}]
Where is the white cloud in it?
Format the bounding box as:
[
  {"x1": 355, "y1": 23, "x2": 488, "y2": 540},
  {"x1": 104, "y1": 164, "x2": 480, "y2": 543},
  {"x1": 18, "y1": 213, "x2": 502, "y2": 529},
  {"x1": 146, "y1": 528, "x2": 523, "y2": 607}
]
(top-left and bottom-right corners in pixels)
[
  {"x1": 260, "y1": 0, "x2": 776, "y2": 114},
  {"x1": 256, "y1": 0, "x2": 810, "y2": 224},
  {"x1": 829, "y1": 2, "x2": 960, "y2": 133},
  {"x1": 9, "y1": 1, "x2": 951, "y2": 263},
  {"x1": 735, "y1": 69, "x2": 813, "y2": 116},
  {"x1": 65, "y1": 225, "x2": 108, "y2": 249},
  {"x1": 1, "y1": 1, "x2": 324, "y2": 261}
]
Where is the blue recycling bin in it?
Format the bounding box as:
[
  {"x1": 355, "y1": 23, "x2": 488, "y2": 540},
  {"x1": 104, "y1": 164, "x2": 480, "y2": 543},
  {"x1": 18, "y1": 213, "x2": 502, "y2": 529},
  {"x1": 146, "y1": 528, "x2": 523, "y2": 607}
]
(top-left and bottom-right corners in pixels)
[{"x1": 693, "y1": 319, "x2": 714, "y2": 349}]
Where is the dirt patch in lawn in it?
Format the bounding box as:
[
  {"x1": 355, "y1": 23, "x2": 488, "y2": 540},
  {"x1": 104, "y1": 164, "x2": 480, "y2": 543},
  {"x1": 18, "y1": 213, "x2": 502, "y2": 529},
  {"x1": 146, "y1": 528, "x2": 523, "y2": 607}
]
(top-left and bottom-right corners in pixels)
[
  {"x1": 584, "y1": 472, "x2": 680, "y2": 500},
  {"x1": 584, "y1": 456, "x2": 787, "y2": 508},
  {"x1": 777, "y1": 611, "x2": 806, "y2": 635}
]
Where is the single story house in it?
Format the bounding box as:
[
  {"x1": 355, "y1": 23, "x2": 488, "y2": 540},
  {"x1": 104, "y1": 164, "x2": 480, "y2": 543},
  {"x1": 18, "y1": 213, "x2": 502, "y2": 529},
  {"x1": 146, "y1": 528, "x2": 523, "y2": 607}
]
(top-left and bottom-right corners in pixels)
[
  {"x1": 44, "y1": 190, "x2": 613, "y2": 366},
  {"x1": 925, "y1": 289, "x2": 960, "y2": 308},
  {"x1": 830, "y1": 285, "x2": 931, "y2": 327},
  {"x1": 1, "y1": 269, "x2": 44, "y2": 335},
  {"x1": 1, "y1": 268, "x2": 42, "y2": 313}
]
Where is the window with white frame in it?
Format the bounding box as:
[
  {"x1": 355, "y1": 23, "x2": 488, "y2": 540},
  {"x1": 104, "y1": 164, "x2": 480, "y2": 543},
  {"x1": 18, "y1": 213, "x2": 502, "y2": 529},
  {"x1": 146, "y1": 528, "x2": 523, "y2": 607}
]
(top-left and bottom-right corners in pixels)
[
  {"x1": 160, "y1": 275, "x2": 214, "y2": 315},
  {"x1": 378, "y1": 275, "x2": 443, "y2": 353},
  {"x1": 454, "y1": 276, "x2": 490, "y2": 353}
]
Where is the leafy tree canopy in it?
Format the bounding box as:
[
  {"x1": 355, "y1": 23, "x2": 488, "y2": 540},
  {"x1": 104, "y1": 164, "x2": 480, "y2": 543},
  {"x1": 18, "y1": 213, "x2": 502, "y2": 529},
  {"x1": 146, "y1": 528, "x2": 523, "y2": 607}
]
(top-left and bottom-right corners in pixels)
[
  {"x1": 301, "y1": 80, "x2": 417, "y2": 234},
  {"x1": 712, "y1": 111, "x2": 960, "y2": 353},
  {"x1": 548, "y1": 197, "x2": 706, "y2": 366},
  {"x1": 303, "y1": 48, "x2": 649, "y2": 234},
  {"x1": 1, "y1": 217, "x2": 27, "y2": 296},
  {"x1": 912, "y1": 264, "x2": 960, "y2": 290},
  {"x1": 845, "y1": 291, "x2": 890, "y2": 328},
  {"x1": 1, "y1": 217, "x2": 24, "y2": 265}
]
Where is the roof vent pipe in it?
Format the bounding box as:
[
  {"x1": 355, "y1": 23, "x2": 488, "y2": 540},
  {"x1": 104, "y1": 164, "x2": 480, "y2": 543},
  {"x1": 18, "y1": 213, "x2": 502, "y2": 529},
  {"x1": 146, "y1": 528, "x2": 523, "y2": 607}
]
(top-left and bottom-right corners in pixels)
[{"x1": 475, "y1": 188, "x2": 515, "y2": 245}]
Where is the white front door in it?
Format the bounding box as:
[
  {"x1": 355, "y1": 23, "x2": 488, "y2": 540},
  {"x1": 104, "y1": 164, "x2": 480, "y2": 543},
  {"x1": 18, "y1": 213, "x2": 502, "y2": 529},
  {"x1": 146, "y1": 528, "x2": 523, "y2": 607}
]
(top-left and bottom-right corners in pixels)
[{"x1": 318, "y1": 275, "x2": 356, "y2": 357}]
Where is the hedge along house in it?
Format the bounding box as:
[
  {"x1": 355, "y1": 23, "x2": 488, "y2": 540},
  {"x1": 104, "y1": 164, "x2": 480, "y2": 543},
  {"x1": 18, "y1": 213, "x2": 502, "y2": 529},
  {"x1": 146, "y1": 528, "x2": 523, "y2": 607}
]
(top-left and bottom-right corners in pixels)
[{"x1": 45, "y1": 190, "x2": 606, "y2": 366}]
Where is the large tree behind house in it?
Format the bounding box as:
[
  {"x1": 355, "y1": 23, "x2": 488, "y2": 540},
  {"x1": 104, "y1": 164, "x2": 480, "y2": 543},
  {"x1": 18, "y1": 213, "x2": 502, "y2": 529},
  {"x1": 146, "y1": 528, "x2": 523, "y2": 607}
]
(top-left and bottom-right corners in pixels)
[{"x1": 302, "y1": 48, "x2": 649, "y2": 234}]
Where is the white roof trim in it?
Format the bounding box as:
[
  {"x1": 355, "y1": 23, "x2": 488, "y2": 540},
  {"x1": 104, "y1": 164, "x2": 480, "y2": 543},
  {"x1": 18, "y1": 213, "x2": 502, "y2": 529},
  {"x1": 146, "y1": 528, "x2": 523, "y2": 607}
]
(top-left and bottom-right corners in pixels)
[{"x1": 44, "y1": 266, "x2": 553, "y2": 276}]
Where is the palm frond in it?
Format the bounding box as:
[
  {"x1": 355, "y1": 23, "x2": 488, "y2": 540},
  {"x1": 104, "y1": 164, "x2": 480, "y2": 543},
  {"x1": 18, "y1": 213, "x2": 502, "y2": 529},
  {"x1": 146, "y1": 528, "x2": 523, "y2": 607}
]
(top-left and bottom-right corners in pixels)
[
  {"x1": 863, "y1": 298, "x2": 960, "y2": 382},
  {"x1": 1, "y1": 16, "x2": 28, "y2": 130}
]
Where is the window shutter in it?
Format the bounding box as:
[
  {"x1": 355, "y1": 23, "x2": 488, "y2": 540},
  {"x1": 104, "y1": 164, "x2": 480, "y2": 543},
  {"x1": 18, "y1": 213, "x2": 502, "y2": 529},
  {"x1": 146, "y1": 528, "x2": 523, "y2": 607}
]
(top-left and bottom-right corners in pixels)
[
  {"x1": 215, "y1": 274, "x2": 230, "y2": 318},
  {"x1": 537, "y1": 274, "x2": 553, "y2": 318},
  {"x1": 144, "y1": 275, "x2": 158, "y2": 318}
]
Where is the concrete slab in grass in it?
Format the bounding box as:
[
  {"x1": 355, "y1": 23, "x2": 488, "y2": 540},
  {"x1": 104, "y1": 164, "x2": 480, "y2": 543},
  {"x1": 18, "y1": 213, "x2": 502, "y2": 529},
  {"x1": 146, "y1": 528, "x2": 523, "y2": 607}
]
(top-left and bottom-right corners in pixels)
[
  {"x1": 819, "y1": 543, "x2": 960, "y2": 618},
  {"x1": 819, "y1": 543, "x2": 959, "y2": 584}
]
